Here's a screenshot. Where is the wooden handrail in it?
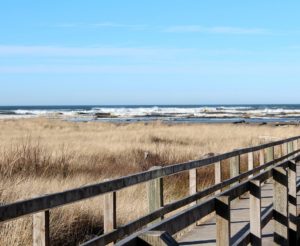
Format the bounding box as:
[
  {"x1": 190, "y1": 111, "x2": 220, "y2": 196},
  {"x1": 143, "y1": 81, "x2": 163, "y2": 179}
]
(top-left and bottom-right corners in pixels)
[
  {"x1": 114, "y1": 157, "x2": 299, "y2": 246},
  {"x1": 1, "y1": 135, "x2": 299, "y2": 223},
  {"x1": 81, "y1": 149, "x2": 300, "y2": 246}
]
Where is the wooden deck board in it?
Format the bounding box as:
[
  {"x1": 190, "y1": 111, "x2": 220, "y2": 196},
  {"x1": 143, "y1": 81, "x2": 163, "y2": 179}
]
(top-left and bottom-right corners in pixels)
[{"x1": 178, "y1": 166, "x2": 300, "y2": 246}]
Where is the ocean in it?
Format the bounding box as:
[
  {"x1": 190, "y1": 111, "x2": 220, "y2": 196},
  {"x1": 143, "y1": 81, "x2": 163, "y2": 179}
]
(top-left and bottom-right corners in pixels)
[{"x1": 1, "y1": 105, "x2": 300, "y2": 123}]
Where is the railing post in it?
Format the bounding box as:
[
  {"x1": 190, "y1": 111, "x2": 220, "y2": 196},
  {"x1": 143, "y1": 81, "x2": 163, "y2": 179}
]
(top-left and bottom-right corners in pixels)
[
  {"x1": 278, "y1": 144, "x2": 283, "y2": 157},
  {"x1": 215, "y1": 161, "x2": 222, "y2": 194},
  {"x1": 216, "y1": 196, "x2": 231, "y2": 246},
  {"x1": 259, "y1": 149, "x2": 265, "y2": 172},
  {"x1": 33, "y1": 211, "x2": 50, "y2": 246},
  {"x1": 230, "y1": 155, "x2": 240, "y2": 187},
  {"x1": 266, "y1": 146, "x2": 274, "y2": 163},
  {"x1": 293, "y1": 140, "x2": 298, "y2": 151},
  {"x1": 189, "y1": 168, "x2": 197, "y2": 206},
  {"x1": 248, "y1": 152, "x2": 254, "y2": 178},
  {"x1": 104, "y1": 191, "x2": 117, "y2": 233},
  {"x1": 288, "y1": 141, "x2": 294, "y2": 156},
  {"x1": 249, "y1": 180, "x2": 262, "y2": 246},
  {"x1": 282, "y1": 143, "x2": 288, "y2": 156},
  {"x1": 288, "y1": 160, "x2": 299, "y2": 244},
  {"x1": 273, "y1": 166, "x2": 289, "y2": 245},
  {"x1": 148, "y1": 166, "x2": 164, "y2": 221}
]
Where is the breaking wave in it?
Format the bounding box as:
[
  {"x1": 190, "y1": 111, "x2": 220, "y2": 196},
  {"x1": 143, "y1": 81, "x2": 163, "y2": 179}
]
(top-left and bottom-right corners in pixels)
[{"x1": 1, "y1": 105, "x2": 300, "y2": 122}]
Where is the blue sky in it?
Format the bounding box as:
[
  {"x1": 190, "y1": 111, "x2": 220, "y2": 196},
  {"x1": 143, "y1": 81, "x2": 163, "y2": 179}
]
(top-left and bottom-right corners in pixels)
[{"x1": 1, "y1": 1, "x2": 300, "y2": 105}]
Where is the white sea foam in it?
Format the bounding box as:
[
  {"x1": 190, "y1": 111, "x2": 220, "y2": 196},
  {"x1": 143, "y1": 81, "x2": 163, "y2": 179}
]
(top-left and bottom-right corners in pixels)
[
  {"x1": 89, "y1": 106, "x2": 300, "y2": 118},
  {"x1": 1, "y1": 106, "x2": 300, "y2": 121}
]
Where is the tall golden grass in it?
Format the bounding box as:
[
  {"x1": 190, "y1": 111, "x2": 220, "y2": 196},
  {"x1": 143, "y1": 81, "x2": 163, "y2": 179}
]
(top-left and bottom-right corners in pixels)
[{"x1": 0, "y1": 118, "x2": 299, "y2": 245}]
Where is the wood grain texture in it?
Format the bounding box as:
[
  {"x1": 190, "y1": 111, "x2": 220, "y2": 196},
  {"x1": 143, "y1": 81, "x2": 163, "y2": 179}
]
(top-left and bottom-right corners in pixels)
[{"x1": 33, "y1": 211, "x2": 50, "y2": 246}]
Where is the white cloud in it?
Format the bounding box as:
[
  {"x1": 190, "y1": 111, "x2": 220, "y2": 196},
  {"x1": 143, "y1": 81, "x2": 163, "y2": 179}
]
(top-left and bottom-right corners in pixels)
[
  {"x1": 0, "y1": 65, "x2": 184, "y2": 74},
  {"x1": 164, "y1": 25, "x2": 269, "y2": 35},
  {"x1": 56, "y1": 22, "x2": 146, "y2": 30},
  {"x1": 1, "y1": 62, "x2": 300, "y2": 76},
  {"x1": 0, "y1": 45, "x2": 191, "y2": 57},
  {"x1": 54, "y1": 22, "x2": 269, "y2": 35}
]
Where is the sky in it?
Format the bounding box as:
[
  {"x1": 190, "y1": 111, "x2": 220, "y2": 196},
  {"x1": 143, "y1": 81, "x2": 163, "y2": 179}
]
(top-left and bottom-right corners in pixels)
[{"x1": 1, "y1": 1, "x2": 300, "y2": 105}]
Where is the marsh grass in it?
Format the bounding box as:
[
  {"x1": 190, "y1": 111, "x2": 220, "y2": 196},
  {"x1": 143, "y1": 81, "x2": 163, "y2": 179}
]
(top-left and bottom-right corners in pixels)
[{"x1": 0, "y1": 118, "x2": 299, "y2": 245}]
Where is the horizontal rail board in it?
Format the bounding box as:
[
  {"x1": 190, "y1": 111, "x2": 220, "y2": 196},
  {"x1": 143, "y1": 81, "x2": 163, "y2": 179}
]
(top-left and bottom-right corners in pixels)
[
  {"x1": 1, "y1": 136, "x2": 299, "y2": 223},
  {"x1": 81, "y1": 150, "x2": 300, "y2": 245}
]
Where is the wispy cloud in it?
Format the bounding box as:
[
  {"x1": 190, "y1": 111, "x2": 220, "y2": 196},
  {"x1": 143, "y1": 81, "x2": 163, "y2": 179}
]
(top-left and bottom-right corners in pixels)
[
  {"x1": 0, "y1": 45, "x2": 192, "y2": 57},
  {"x1": 55, "y1": 22, "x2": 147, "y2": 30},
  {"x1": 0, "y1": 65, "x2": 177, "y2": 74},
  {"x1": 164, "y1": 25, "x2": 270, "y2": 35},
  {"x1": 1, "y1": 62, "x2": 300, "y2": 76},
  {"x1": 54, "y1": 22, "x2": 270, "y2": 35}
]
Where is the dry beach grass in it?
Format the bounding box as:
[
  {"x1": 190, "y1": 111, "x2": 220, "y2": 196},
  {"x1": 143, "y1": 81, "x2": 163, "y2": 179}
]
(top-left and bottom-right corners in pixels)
[{"x1": 0, "y1": 118, "x2": 300, "y2": 245}]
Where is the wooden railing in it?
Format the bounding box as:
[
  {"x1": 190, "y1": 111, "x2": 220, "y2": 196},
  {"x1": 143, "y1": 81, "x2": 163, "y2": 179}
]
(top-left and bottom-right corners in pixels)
[
  {"x1": 1, "y1": 135, "x2": 300, "y2": 245},
  {"x1": 115, "y1": 156, "x2": 300, "y2": 245}
]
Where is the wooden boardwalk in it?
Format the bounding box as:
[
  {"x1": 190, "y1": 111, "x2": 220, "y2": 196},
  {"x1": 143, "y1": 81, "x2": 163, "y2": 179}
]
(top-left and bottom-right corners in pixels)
[
  {"x1": 178, "y1": 164, "x2": 300, "y2": 246},
  {"x1": 178, "y1": 181, "x2": 278, "y2": 245},
  {"x1": 115, "y1": 151, "x2": 300, "y2": 246},
  {"x1": 1, "y1": 136, "x2": 300, "y2": 246}
]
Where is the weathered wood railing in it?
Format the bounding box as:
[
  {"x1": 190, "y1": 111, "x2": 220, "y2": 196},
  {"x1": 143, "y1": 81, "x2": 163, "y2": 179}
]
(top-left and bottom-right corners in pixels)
[
  {"x1": 115, "y1": 157, "x2": 300, "y2": 246},
  {"x1": 1, "y1": 135, "x2": 300, "y2": 246}
]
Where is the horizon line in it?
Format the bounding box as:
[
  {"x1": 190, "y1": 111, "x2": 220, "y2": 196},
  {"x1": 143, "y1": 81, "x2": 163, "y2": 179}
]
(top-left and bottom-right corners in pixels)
[{"x1": 1, "y1": 103, "x2": 300, "y2": 107}]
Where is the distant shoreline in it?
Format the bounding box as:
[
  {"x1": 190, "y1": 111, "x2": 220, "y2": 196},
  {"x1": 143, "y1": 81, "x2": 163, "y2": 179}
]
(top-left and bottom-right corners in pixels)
[
  {"x1": 1, "y1": 104, "x2": 300, "y2": 124},
  {"x1": 1, "y1": 115, "x2": 300, "y2": 127}
]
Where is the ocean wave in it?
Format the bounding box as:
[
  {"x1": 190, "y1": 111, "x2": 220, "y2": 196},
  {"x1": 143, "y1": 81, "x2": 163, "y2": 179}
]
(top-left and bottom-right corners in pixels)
[{"x1": 1, "y1": 106, "x2": 300, "y2": 120}]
